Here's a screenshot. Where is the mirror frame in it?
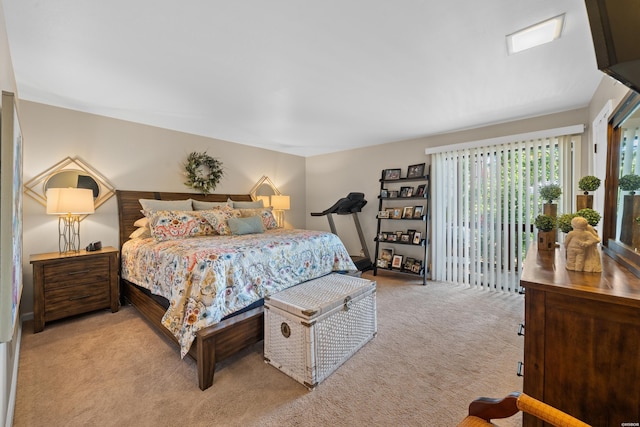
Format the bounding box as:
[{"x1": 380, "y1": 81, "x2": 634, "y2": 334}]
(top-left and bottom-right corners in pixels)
[
  {"x1": 249, "y1": 175, "x2": 282, "y2": 200},
  {"x1": 24, "y1": 156, "x2": 115, "y2": 211},
  {"x1": 602, "y1": 91, "x2": 640, "y2": 277}
]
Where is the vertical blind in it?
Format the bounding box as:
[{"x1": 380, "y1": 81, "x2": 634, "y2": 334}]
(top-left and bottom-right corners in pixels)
[{"x1": 430, "y1": 134, "x2": 577, "y2": 293}]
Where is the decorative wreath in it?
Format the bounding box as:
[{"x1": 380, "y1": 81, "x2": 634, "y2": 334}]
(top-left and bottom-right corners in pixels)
[{"x1": 184, "y1": 151, "x2": 224, "y2": 194}]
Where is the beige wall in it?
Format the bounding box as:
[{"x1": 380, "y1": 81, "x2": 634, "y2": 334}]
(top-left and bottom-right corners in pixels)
[{"x1": 19, "y1": 101, "x2": 306, "y2": 314}]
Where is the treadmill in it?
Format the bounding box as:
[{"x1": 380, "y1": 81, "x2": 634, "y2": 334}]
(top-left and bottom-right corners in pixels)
[{"x1": 311, "y1": 192, "x2": 373, "y2": 272}]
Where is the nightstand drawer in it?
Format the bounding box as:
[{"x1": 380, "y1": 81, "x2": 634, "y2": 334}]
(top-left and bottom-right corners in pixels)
[
  {"x1": 43, "y1": 257, "x2": 109, "y2": 289},
  {"x1": 44, "y1": 282, "x2": 111, "y2": 321}
]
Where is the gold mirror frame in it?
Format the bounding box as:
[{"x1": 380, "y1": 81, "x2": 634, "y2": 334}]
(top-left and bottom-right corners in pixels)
[
  {"x1": 24, "y1": 156, "x2": 115, "y2": 212},
  {"x1": 603, "y1": 91, "x2": 640, "y2": 277},
  {"x1": 249, "y1": 175, "x2": 282, "y2": 200}
]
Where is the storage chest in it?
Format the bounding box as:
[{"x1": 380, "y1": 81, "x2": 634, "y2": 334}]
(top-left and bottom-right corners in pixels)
[{"x1": 264, "y1": 273, "x2": 377, "y2": 389}]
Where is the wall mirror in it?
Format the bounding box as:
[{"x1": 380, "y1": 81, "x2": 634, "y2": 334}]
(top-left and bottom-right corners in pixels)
[
  {"x1": 249, "y1": 175, "x2": 281, "y2": 205},
  {"x1": 603, "y1": 91, "x2": 640, "y2": 277},
  {"x1": 24, "y1": 156, "x2": 115, "y2": 212}
]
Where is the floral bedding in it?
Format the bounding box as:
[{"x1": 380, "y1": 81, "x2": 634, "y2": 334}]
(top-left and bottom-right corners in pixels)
[{"x1": 121, "y1": 228, "x2": 357, "y2": 356}]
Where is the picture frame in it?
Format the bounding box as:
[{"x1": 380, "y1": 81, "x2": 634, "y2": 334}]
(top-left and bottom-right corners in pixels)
[
  {"x1": 380, "y1": 248, "x2": 394, "y2": 262},
  {"x1": 400, "y1": 233, "x2": 410, "y2": 243},
  {"x1": 376, "y1": 258, "x2": 388, "y2": 268},
  {"x1": 0, "y1": 91, "x2": 23, "y2": 342},
  {"x1": 381, "y1": 231, "x2": 390, "y2": 241},
  {"x1": 413, "y1": 205, "x2": 424, "y2": 218},
  {"x1": 399, "y1": 186, "x2": 413, "y2": 198},
  {"x1": 390, "y1": 208, "x2": 402, "y2": 219},
  {"x1": 388, "y1": 233, "x2": 398, "y2": 242},
  {"x1": 412, "y1": 260, "x2": 422, "y2": 273},
  {"x1": 415, "y1": 184, "x2": 426, "y2": 197},
  {"x1": 378, "y1": 210, "x2": 390, "y2": 219},
  {"x1": 412, "y1": 231, "x2": 422, "y2": 245},
  {"x1": 404, "y1": 257, "x2": 415, "y2": 270},
  {"x1": 380, "y1": 189, "x2": 388, "y2": 198},
  {"x1": 402, "y1": 206, "x2": 414, "y2": 218},
  {"x1": 391, "y1": 254, "x2": 403, "y2": 270},
  {"x1": 407, "y1": 163, "x2": 425, "y2": 179},
  {"x1": 388, "y1": 190, "x2": 398, "y2": 198},
  {"x1": 383, "y1": 168, "x2": 401, "y2": 180}
]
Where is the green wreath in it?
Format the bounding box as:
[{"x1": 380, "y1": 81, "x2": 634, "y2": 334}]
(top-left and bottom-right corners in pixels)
[{"x1": 184, "y1": 151, "x2": 224, "y2": 194}]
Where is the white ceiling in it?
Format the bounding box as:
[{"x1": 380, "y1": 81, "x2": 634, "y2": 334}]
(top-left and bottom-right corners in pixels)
[{"x1": 2, "y1": 0, "x2": 605, "y2": 157}]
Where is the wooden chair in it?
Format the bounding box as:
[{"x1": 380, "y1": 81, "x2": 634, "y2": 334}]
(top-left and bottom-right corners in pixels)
[{"x1": 457, "y1": 392, "x2": 591, "y2": 427}]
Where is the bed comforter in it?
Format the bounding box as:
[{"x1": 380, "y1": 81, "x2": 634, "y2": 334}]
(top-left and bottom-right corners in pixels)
[{"x1": 121, "y1": 228, "x2": 357, "y2": 356}]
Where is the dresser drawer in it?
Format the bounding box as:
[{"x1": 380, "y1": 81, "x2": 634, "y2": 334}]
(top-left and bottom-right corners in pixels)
[
  {"x1": 43, "y1": 257, "x2": 110, "y2": 289},
  {"x1": 44, "y1": 281, "x2": 111, "y2": 322}
]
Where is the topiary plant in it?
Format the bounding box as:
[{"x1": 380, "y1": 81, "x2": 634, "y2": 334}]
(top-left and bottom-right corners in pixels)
[
  {"x1": 578, "y1": 175, "x2": 601, "y2": 194},
  {"x1": 539, "y1": 184, "x2": 562, "y2": 203},
  {"x1": 576, "y1": 208, "x2": 601, "y2": 227},
  {"x1": 557, "y1": 213, "x2": 577, "y2": 233},
  {"x1": 619, "y1": 174, "x2": 640, "y2": 193},
  {"x1": 534, "y1": 214, "x2": 556, "y2": 232}
]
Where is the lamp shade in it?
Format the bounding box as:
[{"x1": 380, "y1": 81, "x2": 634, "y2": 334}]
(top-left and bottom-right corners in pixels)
[
  {"x1": 46, "y1": 188, "x2": 95, "y2": 215},
  {"x1": 270, "y1": 195, "x2": 290, "y2": 210}
]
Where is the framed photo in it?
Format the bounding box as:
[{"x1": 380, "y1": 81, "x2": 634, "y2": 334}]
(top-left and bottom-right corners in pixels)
[
  {"x1": 412, "y1": 231, "x2": 422, "y2": 245},
  {"x1": 390, "y1": 208, "x2": 402, "y2": 219},
  {"x1": 412, "y1": 260, "x2": 422, "y2": 273},
  {"x1": 391, "y1": 254, "x2": 403, "y2": 270},
  {"x1": 376, "y1": 258, "x2": 388, "y2": 268},
  {"x1": 407, "y1": 163, "x2": 425, "y2": 179},
  {"x1": 400, "y1": 233, "x2": 410, "y2": 243},
  {"x1": 388, "y1": 233, "x2": 398, "y2": 242},
  {"x1": 402, "y1": 206, "x2": 414, "y2": 218},
  {"x1": 399, "y1": 186, "x2": 413, "y2": 198},
  {"x1": 416, "y1": 184, "x2": 426, "y2": 197},
  {"x1": 383, "y1": 168, "x2": 401, "y2": 180},
  {"x1": 404, "y1": 257, "x2": 415, "y2": 270},
  {"x1": 388, "y1": 190, "x2": 398, "y2": 198},
  {"x1": 380, "y1": 248, "x2": 394, "y2": 262},
  {"x1": 378, "y1": 210, "x2": 390, "y2": 219},
  {"x1": 380, "y1": 189, "x2": 388, "y2": 198},
  {"x1": 381, "y1": 232, "x2": 390, "y2": 241},
  {"x1": 413, "y1": 205, "x2": 424, "y2": 218}
]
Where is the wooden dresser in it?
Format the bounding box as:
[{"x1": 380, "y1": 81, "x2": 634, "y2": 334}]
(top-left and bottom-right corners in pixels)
[{"x1": 520, "y1": 244, "x2": 640, "y2": 426}]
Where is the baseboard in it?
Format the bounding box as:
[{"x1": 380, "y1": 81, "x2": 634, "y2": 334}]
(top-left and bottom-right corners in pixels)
[{"x1": 3, "y1": 319, "x2": 21, "y2": 427}]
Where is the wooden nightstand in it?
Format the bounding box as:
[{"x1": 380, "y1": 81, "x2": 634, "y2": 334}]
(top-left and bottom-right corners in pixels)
[{"x1": 30, "y1": 246, "x2": 119, "y2": 333}]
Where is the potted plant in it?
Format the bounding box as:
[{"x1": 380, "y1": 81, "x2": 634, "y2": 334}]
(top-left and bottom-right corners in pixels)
[
  {"x1": 576, "y1": 208, "x2": 601, "y2": 227},
  {"x1": 557, "y1": 213, "x2": 577, "y2": 233},
  {"x1": 534, "y1": 214, "x2": 556, "y2": 250},
  {"x1": 539, "y1": 184, "x2": 562, "y2": 218},
  {"x1": 619, "y1": 174, "x2": 640, "y2": 247},
  {"x1": 577, "y1": 175, "x2": 601, "y2": 209}
]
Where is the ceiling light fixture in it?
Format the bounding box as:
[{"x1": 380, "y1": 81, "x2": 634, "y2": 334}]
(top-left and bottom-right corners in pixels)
[{"x1": 506, "y1": 14, "x2": 565, "y2": 55}]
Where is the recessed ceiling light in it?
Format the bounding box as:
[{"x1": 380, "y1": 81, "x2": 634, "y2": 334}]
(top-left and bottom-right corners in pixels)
[{"x1": 506, "y1": 14, "x2": 565, "y2": 55}]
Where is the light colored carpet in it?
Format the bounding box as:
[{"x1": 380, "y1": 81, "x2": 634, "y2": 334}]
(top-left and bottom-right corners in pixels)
[{"x1": 14, "y1": 272, "x2": 523, "y2": 426}]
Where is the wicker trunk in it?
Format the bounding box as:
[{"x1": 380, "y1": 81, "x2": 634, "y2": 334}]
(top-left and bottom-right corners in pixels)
[{"x1": 264, "y1": 273, "x2": 377, "y2": 390}]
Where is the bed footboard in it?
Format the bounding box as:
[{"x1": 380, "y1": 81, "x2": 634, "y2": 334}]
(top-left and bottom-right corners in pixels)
[{"x1": 121, "y1": 279, "x2": 264, "y2": 390}]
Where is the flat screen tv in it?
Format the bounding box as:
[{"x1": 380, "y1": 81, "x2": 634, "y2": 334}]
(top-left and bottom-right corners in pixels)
[{"x1": 585, "y1": 0, "x2": 640, "y2": 94}]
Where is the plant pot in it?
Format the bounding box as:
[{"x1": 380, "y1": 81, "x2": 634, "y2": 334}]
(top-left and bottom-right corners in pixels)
[
  {"x1": 537, "y1": 230, "x2": 556, "y2": 251},
  {"x1": 576, "y1": 194, "x2": 593, "y2": 210},
  {"x1": 620, "y1": 194, "x2": 640, "y2": 248}
]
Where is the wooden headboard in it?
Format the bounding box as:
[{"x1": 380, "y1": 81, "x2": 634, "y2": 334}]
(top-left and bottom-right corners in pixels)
[{"x1": 116, "y1": 190, "x2": 253, "y2": 248}]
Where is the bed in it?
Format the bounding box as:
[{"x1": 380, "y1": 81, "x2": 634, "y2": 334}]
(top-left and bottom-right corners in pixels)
[{"x1": 116, "y1": 190, "x2": 357, "y2": 390}]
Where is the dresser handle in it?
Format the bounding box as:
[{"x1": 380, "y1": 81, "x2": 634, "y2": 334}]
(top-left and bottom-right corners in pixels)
[
  {"x1": 517, "y1": 361, "x2": 524, "y2": 377},
  {"x1": 67, "y1": 270, "x2": 91, "y2": 276},
  {"x1": 69, "y1": 294, "x2": 92, "y2": 301},
  {"x1": 517, "y1": 323, "x2": 525, "y2": 336}
]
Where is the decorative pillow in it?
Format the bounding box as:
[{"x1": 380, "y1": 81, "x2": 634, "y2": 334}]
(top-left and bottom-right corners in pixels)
[
  {"x1": 139, "y1": 199, "x2": 192, "y2": 212},
  {"x1": 237, "y1": 207, "x2": 279, "y2": 229},
  {"x1": 200, "y1": 209, "x2": 241, "y2": 236},
  {"x1": 146, "y1": 210, "x2": 214, "y2": 240},
  {"x1": 133, "y1": 217, "x2": 149, "y2": 228},
  {"x1": 227, "y1": 216, "x2": 264, "y2": 235},
  {"x1": 190, "y1": 199, "x2": 229, "y2": 210},
  {"x1": 228, "y1": 199, "x2": 264, "y2": 209},
  {"x1": 129, "y1": 227, "x2": 151, "y2": 239}
]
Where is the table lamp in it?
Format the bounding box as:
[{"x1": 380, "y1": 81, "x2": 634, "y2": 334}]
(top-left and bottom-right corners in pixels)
[
  {"x1": 46, "y1": 188, "x2": 95, "y2": 253},
  {"x1": 270, "y1": 194, "x2": 290, "y2": 228}
]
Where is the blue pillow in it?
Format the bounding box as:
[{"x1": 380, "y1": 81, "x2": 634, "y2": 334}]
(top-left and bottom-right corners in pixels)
[{"x1": 227, "y1": 215, "x2": 264, "y2": 235}]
